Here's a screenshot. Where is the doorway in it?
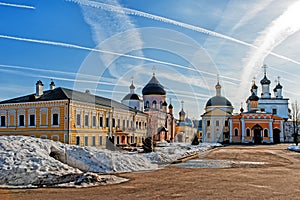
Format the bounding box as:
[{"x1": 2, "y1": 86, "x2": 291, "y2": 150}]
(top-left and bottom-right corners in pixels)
[
  {"x1": 273, "y1": 128, "x2": 281, "y2": 144},
  {"x1": 252, "y1": 124, "x2": 262, "y2": 144}
]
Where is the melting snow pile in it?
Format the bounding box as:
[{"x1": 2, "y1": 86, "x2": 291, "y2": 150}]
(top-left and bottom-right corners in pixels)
[
  {"x1": 0, "y1": 136, "x2": 220, "y2": 188},
  {"x1": 143, "y1": 142, "x2": 221, "y2": 163},
  {"x1": 287, "y1": 144, "x2": 300, "y2": 152},
  {"x1": 0, "y1": 136, "x2": 156, "y2": 188}
]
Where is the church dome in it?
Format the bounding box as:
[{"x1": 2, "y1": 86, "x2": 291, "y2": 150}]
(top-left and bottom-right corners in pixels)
[
  {"x1": 247, "y1": 92, "x2": 259, "y2": 101},
  {"x1": 276, "y1": 83, "x2": 282, "y2": 89},
  {"x1": 162, "y1": 101, "x2": 168, "y2": 106},
  {"x1": 179, "y1": 109, "x2": 186, "y2": 116},
  {"x1": 122, "y1": 93, "x2": 142, "y2": 101},
  {"x1": 206, "y1": 96, "x2": 232, "y2": 107},
  {"x1": 260, "y1": 75, "x2": 271, "y2": 85},
  {"x1": 142, "y1": 74, "x2": 166, "y2": 95},
  {"x1": 252, "y1": 83, "x2": 258, "y2": 90}
]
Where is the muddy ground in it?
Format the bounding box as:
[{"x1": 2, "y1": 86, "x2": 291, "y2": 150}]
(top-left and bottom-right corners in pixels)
[{"x1": 1, "y1": 144, "x2": 300, "y2": 200}]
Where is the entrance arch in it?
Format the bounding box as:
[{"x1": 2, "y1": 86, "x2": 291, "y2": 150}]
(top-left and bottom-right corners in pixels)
[
  {"x1": 273, "y1": 128, "x2": 281, "y2": 144},
  {"x1": 252, "y1": 124, "x2": 262, "y2": 144}
]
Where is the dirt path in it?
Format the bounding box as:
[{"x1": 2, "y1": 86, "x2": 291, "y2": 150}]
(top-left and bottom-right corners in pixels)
[{"x1": 1, "y1": 144, "x2": 300, "y2": 200}]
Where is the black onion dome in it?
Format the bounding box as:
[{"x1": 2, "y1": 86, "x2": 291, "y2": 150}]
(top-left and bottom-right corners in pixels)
[
  {"x1": 206, "y1": 96, "x2": 232, "y2": 107},
  {"x1": 168, "y1": 104, "x2": 173, "y2": 109},
  {"x1": 122, "y1": 93, "x2": 142, "y2": 101},
  {"x1": 260, "y1": 75, "x2": 271, "y2": 85},
  {"x1": 276, "y1": 83, "x2": 283, "y2": 89},
  {"x1": 179, "y1": 109, "x2": 186, "y2": 116},
  {"x1": 252, "y1": 83, "x2": 258, "y2": 89},
  {"x1": 247, "y1": 92, "x2": 259, "y2": 101},
  {"x1": 162, "y1": 101, "x2": 168, "y2": 106},
  {"x1": 142, "y1": 75, "x2": 166, "y2": 95}
]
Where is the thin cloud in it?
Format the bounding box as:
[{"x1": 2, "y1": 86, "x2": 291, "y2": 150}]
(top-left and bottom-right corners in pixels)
[
  {"x1": 67, "y1": 0, "x2": 300, "y2": 67},
  {"x1": 0, "y1": 2, "x2": 35, "y2": 9},
  {"x1": 239, "y1": 1, "x2": 300, "y2": 101},
  {"x1": 0, "y1": 34, "x2": 239, "y2": 82}
]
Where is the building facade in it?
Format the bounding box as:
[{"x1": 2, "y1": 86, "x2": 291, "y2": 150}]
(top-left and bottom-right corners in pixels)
[
  {"x1": 0, "y1": 81, "x2": 148, "y2": 148},
  {"x1": 201, "y1": 80, "x2": 233, "y2": 143},
  {"x1": 175, "y1": 101, "x2": 197, "y2": 143},
  {"x1": 229, "y1": 67, "x2": 286, "y2": 144},
  {"x1": 142, "y1": 73, "x2": 176, "y2": 142}
]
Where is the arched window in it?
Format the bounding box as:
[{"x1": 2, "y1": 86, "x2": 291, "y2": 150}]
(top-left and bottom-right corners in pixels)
[
  {"x1": 264, "y1": 129, "x2": 269, "y2": 137},
  {"x1": 145, "y1": 101, "x2": 149, "y2": 108},
  {"x1": 152, "y1": 100, "x2": 157, "y2": 109},
  {"x1": 160, "y1": 101, "x2": 163, "y2": 109},
  {"x1": 234, "y1": 128, "x2": 239, "y2": 136},
  {"x1": 246, "y1": 128, "x2": 251, "y2": 137}
]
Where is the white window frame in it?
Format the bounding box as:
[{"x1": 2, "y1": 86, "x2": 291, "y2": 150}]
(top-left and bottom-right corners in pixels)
[
  {"x1": 84, "y1": 136, "x2": 89, "y2": 146},
  {"x1": 76, "y1": 109, "x2": 82, "y2": 128},
  {"x1": 51, "y1": 107, "x2": 60, "y2": 127},
  {"x1": 28, "y1": 109, "x2": 36, "y2": 127}
]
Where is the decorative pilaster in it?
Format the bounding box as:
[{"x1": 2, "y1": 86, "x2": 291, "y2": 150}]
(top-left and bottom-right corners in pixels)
[
  {"x1": 229, "y1": 119, "x2": 233, "y2": 143},
  {"x1": 241, "y1": 118, "x2": 245, "y2": 143},
  {"x1": 269, "y1": 120, "x2": 273, "y2": 143}
]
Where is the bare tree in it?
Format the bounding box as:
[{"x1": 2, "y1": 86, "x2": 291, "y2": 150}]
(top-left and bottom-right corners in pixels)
[{"x1": 291, "y1": 100, "x2": 300, "y2": 145}]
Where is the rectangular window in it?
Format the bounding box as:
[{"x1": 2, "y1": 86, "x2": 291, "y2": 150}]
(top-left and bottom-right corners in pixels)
[
  {"x1": 92, "y1": 116, "x2": 96, "y2": 127},
  {"x1": 106, "y1": 118, "x2": 109, "y2": 127},
  {"x1": 99, "y1": 136, "x2": 103, "y2": 146},
  {"x1": 112, "y1": 118, "x2": 115, "y2": 127},
  {"x1": 19, "y1": 115, "x2": 25, "y2": 126},
  {"x1": 76, "y1": 136, "x2": 80, "y2": 145},
  {"x1": 117, "y1": 119, "x2": 120, "y2": 128},
  {"x1": 53, "y1": 113, "x2": 59, "y2": 125},
  {"x1": 225, "y1": 120, "x2": 228, "y2": 127},
  {"x1": 76, "y1": 114, "x2": 81, "y2": 126},
  {"x1": 92, "y1": 136, "x2": 96, "y2": 146},
  {"x1": 29, "y1": 115, "x2": 35, "y2": 126},
  {"x1": 0, "y1": 116, "x2": 5, "y2": 127},
  {"x1": 99, "y1": 117, "x2": 103, "y2": 127},
  {"x1": 84, "y1": 136, "x2": 88, "y2": 146},
  {"x1": 123, "y1": 120, "x2": 125, "y2": 128},
  {"x1": 127, "y1": 120, "x2": 129, "y2": 128},
  {"x1": 207, "y1": 120, "x2": 210, "y2": 127},
  {"x1": 85, "y1": 115, "x2": 89, "y2": 127},
  {"x1": 216, "y1": 120, "x2": 219, "y2": 126},
  {"x1": 272, "y1": 109, "x2": 277, "y2": 115}
]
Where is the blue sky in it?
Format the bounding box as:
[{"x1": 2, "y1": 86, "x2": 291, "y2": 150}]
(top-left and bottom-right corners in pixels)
[{"x1": 1, "y1": 0, "x2": 300, "y2": 119}]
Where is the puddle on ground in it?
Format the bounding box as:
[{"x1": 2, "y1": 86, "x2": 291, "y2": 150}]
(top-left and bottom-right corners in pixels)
[{"x1": 176, "y1": 159, "x2": 267, "y2": 169}]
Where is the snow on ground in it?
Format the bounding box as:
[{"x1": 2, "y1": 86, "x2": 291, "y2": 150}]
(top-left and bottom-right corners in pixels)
[
  {"x1": 287, "y1": 144, "x2": 300, "y2": 152},
  {"x1": 143, "y1": 142, "x2": 221, "y2": 164},
  {"x1": 0, "y1": 136, "x2": 155, "y2": 188},
  {"x1": 0, "y1": 136, "x2": 220, "y2": 188}
]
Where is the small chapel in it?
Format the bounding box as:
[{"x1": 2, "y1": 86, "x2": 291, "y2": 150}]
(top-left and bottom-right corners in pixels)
[{"x1": 229, "y1": 65, "x2": 287, "y2": 144}]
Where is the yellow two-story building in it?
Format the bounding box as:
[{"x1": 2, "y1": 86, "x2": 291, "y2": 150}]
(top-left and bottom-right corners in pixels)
[{"x1": 0, "y1": 81, "x2": 148, "y2": 148}]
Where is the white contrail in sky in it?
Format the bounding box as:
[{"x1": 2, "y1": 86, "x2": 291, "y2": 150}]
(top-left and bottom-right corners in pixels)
[
  {"x1": 239, "y1": 1, "x2": 300, "y2": 99},
  {"x1": 0, "y1": 67, "x2": 116, "y2": 86},
  {"x1": 66, "y1": 0, "x2": 300, "y2": 67},
  {"x1": 0, "y1": 34, "x2": 240, "y2": 82},
  {"x1": 0, "y1": 2, "x2": 35, "y2": 9},
  {"x1": 67, "y1": 0, "x2": 256, "y2": 49}
]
